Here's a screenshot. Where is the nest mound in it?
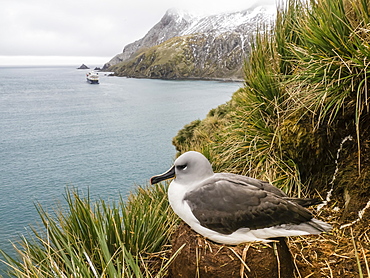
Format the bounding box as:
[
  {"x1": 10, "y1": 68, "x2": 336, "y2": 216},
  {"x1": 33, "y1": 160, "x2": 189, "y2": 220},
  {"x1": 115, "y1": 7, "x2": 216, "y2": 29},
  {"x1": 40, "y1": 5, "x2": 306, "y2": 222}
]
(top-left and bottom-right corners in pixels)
[{"x1": 170, "y1": 223, "x2": 294, "y2": 278}]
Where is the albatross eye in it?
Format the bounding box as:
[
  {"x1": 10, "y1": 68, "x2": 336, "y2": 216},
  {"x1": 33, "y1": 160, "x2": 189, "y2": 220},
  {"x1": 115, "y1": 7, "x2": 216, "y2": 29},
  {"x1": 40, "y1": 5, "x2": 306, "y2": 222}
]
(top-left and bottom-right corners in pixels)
[{"x1": 176, "y1": 165, "x2": 187, "y2": 171}]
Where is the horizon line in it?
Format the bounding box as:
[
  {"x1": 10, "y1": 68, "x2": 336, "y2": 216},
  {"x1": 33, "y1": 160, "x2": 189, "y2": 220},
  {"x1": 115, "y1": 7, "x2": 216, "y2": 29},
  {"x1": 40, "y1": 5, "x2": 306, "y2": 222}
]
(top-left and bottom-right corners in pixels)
[{"x1": 0, "y1": 55, "x2": 111, "y2": 66}]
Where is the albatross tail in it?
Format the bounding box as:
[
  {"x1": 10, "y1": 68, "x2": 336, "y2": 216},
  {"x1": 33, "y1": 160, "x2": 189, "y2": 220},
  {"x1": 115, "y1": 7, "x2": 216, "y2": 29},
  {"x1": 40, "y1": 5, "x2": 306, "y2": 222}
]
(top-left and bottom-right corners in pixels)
[
  {"x1": 286, "y1": 218, "x2": 332, "y2": 235},
  {"x1": 306, "y1": 218, "x2": 332, "y2": 233}
]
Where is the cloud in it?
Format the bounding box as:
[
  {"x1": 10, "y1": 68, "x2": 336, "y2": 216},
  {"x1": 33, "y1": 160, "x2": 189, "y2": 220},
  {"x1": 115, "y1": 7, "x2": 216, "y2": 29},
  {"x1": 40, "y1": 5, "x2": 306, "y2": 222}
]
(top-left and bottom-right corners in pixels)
[{"x1": 0, "y1": 0, "x2": 278, "y2": 60}]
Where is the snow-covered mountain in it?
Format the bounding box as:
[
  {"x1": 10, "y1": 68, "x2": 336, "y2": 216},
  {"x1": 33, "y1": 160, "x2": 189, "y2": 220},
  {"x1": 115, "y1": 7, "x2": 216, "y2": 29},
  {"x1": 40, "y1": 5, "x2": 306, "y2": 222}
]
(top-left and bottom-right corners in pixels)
[
  {"x1": 179, "y1": 6, "x2": 275, "y2": 35},
  {"x1": 103, "y1": 6, "x2": 275, "y2": 80}
]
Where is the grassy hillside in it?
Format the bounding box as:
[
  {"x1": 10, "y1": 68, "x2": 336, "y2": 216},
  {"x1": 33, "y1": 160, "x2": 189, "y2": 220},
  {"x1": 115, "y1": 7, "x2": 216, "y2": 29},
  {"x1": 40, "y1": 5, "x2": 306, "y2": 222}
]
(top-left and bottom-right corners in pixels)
[
  {"x1": 1, "y1": 0, "x2": 370, "y2": 277},
  {"x1": 110, "y1": 34, "x2": 245, "y2": 81}
]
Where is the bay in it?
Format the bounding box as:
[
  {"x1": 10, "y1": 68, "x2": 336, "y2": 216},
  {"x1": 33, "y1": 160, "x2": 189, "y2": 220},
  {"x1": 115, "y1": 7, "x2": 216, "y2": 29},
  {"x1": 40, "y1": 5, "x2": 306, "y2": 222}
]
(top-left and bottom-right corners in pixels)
[{"x1": 0, "y1": 65, "x2": 240, "y2": 273}]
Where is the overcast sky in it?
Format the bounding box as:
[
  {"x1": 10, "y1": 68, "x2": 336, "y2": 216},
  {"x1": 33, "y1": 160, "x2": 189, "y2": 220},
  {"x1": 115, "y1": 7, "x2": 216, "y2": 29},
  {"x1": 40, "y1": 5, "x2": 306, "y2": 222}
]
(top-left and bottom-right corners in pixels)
[{"x1": 0, "y1": 0, "x2": 278, "y2": 65}]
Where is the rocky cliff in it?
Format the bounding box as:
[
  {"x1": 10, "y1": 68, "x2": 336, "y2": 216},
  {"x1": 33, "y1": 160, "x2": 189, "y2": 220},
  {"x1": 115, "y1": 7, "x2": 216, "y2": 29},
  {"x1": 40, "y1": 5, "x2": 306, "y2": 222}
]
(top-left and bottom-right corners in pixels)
[{"x1": 104, "y1": 7, "x2": 275, "y2": 80}]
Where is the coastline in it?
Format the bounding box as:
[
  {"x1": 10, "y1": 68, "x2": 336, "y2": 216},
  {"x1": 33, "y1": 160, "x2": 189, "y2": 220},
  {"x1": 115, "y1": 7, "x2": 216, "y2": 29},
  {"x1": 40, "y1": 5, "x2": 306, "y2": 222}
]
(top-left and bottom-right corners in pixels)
[{"x1": 103, "y1": 71, "x2": 244, "y2": 83}]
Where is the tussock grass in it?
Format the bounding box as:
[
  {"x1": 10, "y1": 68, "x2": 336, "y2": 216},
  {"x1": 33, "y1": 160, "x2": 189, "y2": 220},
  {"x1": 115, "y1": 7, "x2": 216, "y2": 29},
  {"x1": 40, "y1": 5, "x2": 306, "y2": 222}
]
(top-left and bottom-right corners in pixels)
[
  {"x1": 0, "y1": 185, "x2": 179, "y2": 277},
  {"x1": 284, "y1": 0, "x2": 370, "y2": 174},
  {"x1": 215, "y1": 29, "x2": 304, "y2": 195}
]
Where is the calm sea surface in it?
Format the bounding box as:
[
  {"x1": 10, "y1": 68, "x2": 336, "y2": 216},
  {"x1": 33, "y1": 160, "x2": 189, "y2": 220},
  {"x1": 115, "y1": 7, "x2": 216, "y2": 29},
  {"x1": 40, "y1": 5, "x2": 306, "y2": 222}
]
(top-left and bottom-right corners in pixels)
[{"x1": 0, "y1": 66, "x2": 240, "y2": 273}]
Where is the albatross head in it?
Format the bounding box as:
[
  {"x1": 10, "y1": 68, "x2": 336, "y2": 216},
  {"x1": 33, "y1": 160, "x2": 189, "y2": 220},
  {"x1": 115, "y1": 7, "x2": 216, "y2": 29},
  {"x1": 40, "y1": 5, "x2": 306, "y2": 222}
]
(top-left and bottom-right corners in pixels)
[{"x1": 150, "y1": 151, "x2": 214, "y2": 185}]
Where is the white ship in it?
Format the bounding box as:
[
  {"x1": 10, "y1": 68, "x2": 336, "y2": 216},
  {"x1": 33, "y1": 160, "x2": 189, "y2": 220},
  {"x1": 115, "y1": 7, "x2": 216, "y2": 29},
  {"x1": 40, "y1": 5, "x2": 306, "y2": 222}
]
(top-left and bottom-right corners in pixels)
[{"x1": 86, "y1": 71, "x2": 99, "y2": 84}]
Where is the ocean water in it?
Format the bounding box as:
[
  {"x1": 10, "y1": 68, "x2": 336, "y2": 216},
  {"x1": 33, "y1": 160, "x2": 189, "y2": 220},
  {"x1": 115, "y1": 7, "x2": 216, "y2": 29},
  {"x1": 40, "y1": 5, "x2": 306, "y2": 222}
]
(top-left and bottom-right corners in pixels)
[{"x1": 0, "y1": 66, "x2": 241, "y2": 273}]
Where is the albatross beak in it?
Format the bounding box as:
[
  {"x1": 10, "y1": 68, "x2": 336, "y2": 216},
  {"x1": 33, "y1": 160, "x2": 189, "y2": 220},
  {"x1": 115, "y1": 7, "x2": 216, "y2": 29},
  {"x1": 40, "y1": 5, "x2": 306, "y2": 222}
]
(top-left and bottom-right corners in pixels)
[{"x1": 150, "y1": 165, "x2": 175, "y2": 185}]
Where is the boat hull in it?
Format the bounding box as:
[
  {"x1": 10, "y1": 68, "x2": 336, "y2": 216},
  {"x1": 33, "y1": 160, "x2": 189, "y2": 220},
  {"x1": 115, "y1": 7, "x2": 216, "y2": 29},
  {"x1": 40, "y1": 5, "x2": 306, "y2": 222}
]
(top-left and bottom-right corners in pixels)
[{"x1": 86, "y1": 78, "x2": 99, "y2": 84}]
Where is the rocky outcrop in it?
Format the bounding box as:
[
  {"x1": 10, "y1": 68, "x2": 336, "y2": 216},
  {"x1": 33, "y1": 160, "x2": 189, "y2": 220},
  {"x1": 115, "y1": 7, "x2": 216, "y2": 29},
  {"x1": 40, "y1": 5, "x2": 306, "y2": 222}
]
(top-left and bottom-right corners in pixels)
[
  {"x1": 77, "y1": 64, "x2": 89, "y2": 69},
  {"x1": 104, "y1": 7, "x2": 275, "y2": 80}
]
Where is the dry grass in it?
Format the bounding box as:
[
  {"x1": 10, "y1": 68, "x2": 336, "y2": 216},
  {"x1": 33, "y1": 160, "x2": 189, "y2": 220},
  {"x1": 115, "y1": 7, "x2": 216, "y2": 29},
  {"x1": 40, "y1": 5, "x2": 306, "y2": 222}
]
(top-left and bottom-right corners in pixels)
[{"x1": 289, "y1": 205, "x2": 370, "y2": 278}]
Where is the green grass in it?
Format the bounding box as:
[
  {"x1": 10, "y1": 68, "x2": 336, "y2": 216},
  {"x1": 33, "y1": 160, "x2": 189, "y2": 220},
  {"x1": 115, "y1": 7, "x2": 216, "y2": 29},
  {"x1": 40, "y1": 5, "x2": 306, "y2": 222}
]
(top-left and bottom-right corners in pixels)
[
  {"x1": 285, "y1": 0, "x2": 370, "y2": 172},
  {"x1": 0, "y1": 185, "x2": 179, "y2": 278}
]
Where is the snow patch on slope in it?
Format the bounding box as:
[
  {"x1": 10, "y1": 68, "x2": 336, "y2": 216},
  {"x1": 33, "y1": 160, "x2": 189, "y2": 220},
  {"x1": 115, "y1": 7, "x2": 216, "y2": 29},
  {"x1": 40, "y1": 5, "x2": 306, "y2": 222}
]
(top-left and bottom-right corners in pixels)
[{"x1": 177, "y1": 5, "x2": 276, "y2": 36}]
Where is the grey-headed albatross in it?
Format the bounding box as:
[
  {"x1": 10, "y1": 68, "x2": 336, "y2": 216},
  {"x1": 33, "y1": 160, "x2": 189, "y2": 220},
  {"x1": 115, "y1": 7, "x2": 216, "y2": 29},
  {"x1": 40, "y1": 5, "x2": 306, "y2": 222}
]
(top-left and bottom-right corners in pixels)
[{"x1": 150, "y1": 151, "x2": 331, "y2": 245}]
